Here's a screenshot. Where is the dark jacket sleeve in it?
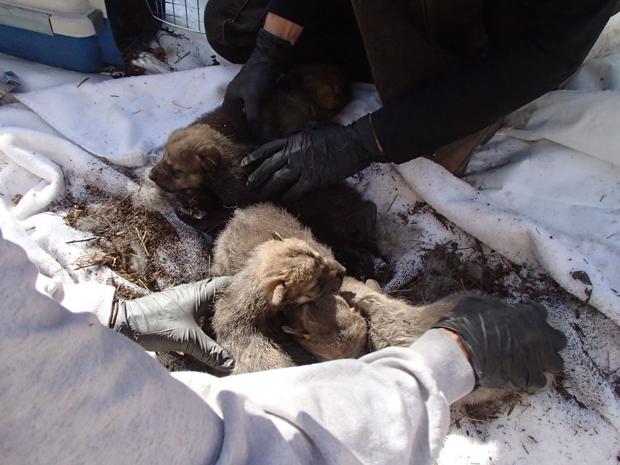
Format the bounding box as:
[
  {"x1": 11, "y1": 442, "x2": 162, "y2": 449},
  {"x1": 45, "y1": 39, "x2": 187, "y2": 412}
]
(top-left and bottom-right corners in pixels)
[
  {"x1": 372, "y1": 0, "x2": 617, "y2": 164},
  {"x1": 267, "y1": 0, "x2": 319, "y2": 27}
]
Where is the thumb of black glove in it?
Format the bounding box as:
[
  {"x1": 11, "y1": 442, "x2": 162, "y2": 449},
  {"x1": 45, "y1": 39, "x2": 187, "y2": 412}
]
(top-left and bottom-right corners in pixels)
[
  {"x1": 113, "y1": 277, "x2": 235, "y2": 373},
  {"x1": 433, "y1": 295, "x2": 566, "y2": 390}
]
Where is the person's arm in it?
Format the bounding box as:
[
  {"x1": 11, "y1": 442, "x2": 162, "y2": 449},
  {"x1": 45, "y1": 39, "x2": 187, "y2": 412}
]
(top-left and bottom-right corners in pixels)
[
  {"x1": 241, "y1": 0, "x2": 616, "y2": 200},
  {"x1": 267, "y1": 0, "x2": 319, "y2": 32},
  {"x1": 0, "y1": 233, "x2": 473, "y2": 465},
  {"x1": 263, "y1": 13, "x2": 303, "y2": 45},
  {"x1": 374, "y1": 0, "x2": 617, "y2": 162},
  {"x1": 177, "y1": 329, "x2": 474, "y2": 465},
  {"x1": 223, "y1": 2, "x2": 322, "y2": 133}
]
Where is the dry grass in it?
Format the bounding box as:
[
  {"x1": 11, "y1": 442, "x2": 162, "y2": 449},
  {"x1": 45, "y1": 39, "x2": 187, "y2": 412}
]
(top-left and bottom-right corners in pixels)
[{"x1": 63, "y1": 195, "x2": 211, "y2": 295}]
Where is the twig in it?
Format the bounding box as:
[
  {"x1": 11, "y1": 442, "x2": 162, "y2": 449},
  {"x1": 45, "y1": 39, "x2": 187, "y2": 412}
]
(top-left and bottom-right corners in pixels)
[
  {"x1": 385, "y1": 194, "x2": 398, "y2": 213},
  {"x1": 507, "y1": 402, "x2": 516, "y2": 416},
  {"x1": 135, "y1": 226, "x2": 150, "y2": 257},
  {"x1": 59, "y1": 165, "x2": 66, "y2": 193},
  {"x1": 66, "y1": 237, "x2": 98, "y2": 244},
  {"x1": 174, "y1": 51, "x2": 191, "y2": 64},
  {"x1": 76, "y1": 77, "x2": 90, "y2": 88},
  {"x1": 74, "y1": 262, "x2": 98, "y2": 271},
  {"x1": 172, "y1": 100, "x2": 192, "y2": 110},
  {"x1": 100, "y1": 194, "x2": 132, "y2": 214},
  {"x1": 94, "y1": 213, "x2": 115, "y2": 230}
]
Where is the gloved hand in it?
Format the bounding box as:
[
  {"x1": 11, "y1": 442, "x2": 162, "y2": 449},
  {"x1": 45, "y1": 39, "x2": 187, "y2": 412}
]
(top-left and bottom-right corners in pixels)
[
  {"x1": 432, "y1": 297, "x2": 566, "y2": 390},
  {"x1": 112, "y1": 277, "x2": 234, "y2": 373},
  {"x1": 224, "y1": 28, "x2": 292, "y2": 135},
  {"x1": 241, "y1": 115, "x2": 383, "y2": 202}
]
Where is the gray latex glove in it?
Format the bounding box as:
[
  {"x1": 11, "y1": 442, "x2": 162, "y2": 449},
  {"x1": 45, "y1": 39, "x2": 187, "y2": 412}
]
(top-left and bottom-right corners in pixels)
[
  {"x1": 433, "y1": 296, "x2": 566, "y2": 390},
  {"x1": 113, "y1": 277, "x2": 234, "y2": 373}
]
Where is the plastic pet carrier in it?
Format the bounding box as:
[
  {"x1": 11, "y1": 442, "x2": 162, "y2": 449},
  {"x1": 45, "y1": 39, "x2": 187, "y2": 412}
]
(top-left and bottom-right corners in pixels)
[{"x1": 0, "y1": 0, "x2": 156, "y2": 73}]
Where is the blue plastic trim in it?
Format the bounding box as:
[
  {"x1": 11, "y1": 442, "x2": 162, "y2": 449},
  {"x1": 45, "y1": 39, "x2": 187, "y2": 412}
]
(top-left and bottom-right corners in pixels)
[
  {"x1": 0, "y1": 19, "x2": 123, "y2": 72},
  {"x1": 99, "y1": 20, "x2": 124, "y2": 67}
]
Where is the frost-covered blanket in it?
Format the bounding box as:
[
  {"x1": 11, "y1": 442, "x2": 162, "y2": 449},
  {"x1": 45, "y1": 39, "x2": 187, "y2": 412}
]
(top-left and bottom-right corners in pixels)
[{"x1": 1, "y1": 16, "x2": 620, "y2": 465}]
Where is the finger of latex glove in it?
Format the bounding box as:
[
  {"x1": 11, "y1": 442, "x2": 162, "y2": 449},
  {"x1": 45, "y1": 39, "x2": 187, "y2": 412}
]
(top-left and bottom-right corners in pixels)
[
  {"x1": 245, "y1": 142, "x2": 288, "y2": 187},
  {"x1": 170, "y1": 324, "x2": 235, "y2": 373},
  {"x1": 225, "y1": 72, "x2": 273, "y2": 136},
  {"x1": 259, "y1": 166, "x2": 299, "y2": 200},
  {"x1": 120, "y1": 276, "x2": 232, "y2": 325},
  {"x1": 114, "y1": 277, "x2": 234, "y2": 371},
  {"x1": 190, "y1": 276, "x2": 233, "y2": 319},
  {"x1": 280, "y1": 172, "x2": 318, "y2": 203},
  {"x1": 127, "y1": 321, "x2": 235, "y2": 373}
]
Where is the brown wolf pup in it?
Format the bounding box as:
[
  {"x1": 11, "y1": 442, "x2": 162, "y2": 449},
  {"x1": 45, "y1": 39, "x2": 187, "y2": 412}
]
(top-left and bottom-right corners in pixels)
[
  {"x1": 212, "y1": 236, "x2": 346, "y2": 374},
  {"x1": 337, "y1": 278, "x2": 554, "y2": 406},
  {"x1": 210, "y1": 202, "x2": 336, "y2": 276},
  {"x1": 282, "y1": 293, "x2": 368, "y2": 361},
  {"x1": 148, "y1": 63, "x2": 350, "y2": 207}
]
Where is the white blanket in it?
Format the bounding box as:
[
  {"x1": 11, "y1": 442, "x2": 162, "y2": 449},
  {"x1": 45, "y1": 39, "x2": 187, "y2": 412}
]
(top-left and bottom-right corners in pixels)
[{"x1": 1, "y1": 16, "x2": 619, "y2": 465}]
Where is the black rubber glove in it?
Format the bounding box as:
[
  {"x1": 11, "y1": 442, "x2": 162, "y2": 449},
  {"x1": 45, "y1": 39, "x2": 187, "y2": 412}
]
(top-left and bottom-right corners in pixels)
[
  {"x1": 432, "y1": 297, "x2": 566, "y2": 390},
  {"x1": 241, "y1": 115, "x2": 383, "y2": 202},
  {"x1": 224, "y1": 28, "x2": 292, "y2": 135},
  {"x1": 113, "y1": 277, "x2": 234, "y2": 373}
]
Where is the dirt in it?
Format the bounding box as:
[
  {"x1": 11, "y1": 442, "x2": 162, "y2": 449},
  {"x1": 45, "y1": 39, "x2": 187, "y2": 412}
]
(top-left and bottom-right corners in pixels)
[
  {"x1": 389, "y1": 239, "x2": 557, "y2": 305},
  {"x1": 553, "y1": 374, "x2": 588, "y2": 409},
  {"x1": 460, "y1": 392, "x2": 521, "y2": 422},
  {"x1": 58, "y1": 193, "x2": 212, "y2": 295}
]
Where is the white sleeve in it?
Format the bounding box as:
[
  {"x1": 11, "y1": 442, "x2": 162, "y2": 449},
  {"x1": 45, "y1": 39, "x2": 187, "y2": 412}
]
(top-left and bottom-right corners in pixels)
[
  {"x1": 0, "y1": 233, "x2": 474, "y2": 465},
  {"x1": 175, "y1": 330, "x2": 474, "y2": 465}
]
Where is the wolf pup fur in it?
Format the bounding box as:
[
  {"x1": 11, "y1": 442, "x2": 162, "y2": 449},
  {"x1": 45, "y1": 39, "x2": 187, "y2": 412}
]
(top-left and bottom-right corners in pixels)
[{"x1": 212, "y1": 236, "x2": 346, "y2": 374}]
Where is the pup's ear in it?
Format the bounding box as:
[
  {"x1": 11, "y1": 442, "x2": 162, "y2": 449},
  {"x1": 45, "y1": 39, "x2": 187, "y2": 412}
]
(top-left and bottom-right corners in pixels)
[
  {"x1": 195, "y1": 146, "x2": 222, "y2": 173},
  {"x1": 282, "y1": 325, "x2": 310, "y2": 339},
  {"x1": 271, "y1": 231, "x2": 284, "y2": 241},
  {"x1": 264, "y1": 278, "x2": 287, "y2": 306}
]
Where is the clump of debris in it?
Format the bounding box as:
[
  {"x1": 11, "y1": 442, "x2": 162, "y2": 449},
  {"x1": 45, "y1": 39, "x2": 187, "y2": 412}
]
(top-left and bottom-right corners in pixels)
[
  {"x1": 390, "y1": 240, "x2": 556, "y2": 305},
  {"x1": 60, "y1": 193, "x2": 212, "y2": 298}
]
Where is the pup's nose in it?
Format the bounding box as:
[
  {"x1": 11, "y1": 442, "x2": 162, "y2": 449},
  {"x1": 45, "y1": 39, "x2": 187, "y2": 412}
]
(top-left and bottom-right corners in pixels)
[
  {"x1": 333, "y1": 261, "x2": 346, "y2": 280},
  {"x1": 148, "y1": 167, "x2": 159, "y2": 182},
  {"x1": 324, "y1": 260, "x2": 346, "y2": 293}
]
